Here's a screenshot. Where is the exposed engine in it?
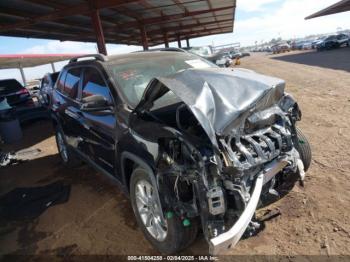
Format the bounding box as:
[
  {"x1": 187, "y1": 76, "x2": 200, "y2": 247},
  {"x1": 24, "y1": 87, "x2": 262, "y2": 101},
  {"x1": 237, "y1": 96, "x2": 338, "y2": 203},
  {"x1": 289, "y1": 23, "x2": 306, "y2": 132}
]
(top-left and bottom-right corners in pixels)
[{"x1": 132, "y1": 67, "x2": 310, "y2": 254}]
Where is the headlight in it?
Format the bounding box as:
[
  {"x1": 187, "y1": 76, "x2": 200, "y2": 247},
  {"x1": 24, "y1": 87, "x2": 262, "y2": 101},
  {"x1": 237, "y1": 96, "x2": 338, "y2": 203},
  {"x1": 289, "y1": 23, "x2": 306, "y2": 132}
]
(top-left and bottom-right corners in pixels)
[{"x1": 161, "y1": 138, "x2": 202, "y2": 168}]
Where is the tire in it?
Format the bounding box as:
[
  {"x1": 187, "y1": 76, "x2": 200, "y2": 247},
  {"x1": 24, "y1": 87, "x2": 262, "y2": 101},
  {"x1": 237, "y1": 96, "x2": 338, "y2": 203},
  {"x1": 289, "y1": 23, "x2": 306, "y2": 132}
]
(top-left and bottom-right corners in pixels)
[
  {"x1": 130, "y1": 167, "x2": 198, "y2": 254},
  {"x1": 55, "y1": 126, "x2": 82, "y2": 168},
  {"x1": 45, "y1": 94, "x2": 51, "y2": 108},
  {"x1": 295, "y1": 127, "x2": 312, "y2": 172}
]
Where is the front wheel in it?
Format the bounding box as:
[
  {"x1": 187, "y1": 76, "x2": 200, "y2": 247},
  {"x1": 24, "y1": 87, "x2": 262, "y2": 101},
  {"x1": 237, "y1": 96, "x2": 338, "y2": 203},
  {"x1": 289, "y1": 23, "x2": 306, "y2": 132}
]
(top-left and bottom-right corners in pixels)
[
  {"x1": 130, "y1": 167, "x2": 198, "y2": 254},
  {"x1": 295, "y1": 127, "x2": 312, "y2": 172}
]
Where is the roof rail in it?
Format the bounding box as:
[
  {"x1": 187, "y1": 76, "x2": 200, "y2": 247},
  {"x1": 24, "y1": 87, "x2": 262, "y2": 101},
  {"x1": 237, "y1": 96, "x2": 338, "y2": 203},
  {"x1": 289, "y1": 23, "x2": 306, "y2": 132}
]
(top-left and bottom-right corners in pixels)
[
  {"x1": 135, "y1": 47, "x2": 188, "y2": 53},
  {"x1": 69, "y1": 54, "x2": 107, "y2": 64}
]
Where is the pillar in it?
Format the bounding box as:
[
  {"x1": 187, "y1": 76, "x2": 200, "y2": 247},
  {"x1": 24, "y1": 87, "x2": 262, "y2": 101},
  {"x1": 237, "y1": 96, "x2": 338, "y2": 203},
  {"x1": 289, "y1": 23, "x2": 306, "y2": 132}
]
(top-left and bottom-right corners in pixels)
[{"x1": 91, "y1": 9, "x2": 107, "y2": 55}]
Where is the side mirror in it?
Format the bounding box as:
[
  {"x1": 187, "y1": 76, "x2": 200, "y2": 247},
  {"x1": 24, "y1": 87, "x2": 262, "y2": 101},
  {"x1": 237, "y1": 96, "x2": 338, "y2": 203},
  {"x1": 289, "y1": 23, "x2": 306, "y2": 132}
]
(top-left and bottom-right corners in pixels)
[{"x1": 80, "y1": 95, "x2": 111, "y2": 112}]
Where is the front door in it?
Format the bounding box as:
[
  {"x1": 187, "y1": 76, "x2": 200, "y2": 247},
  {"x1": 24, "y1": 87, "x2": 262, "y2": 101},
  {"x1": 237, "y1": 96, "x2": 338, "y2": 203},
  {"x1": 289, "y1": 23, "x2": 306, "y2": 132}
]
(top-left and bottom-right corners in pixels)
[{"x1": 78, "y1": 66, "x2": 116, "y2": 175}]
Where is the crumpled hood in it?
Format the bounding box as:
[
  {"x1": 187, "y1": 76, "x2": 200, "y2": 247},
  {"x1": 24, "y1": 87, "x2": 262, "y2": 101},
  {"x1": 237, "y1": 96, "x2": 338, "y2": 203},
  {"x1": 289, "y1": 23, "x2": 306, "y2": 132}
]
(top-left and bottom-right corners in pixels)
[{"x1": 135, "y1": 67, "x2": 285, "y2": 146}]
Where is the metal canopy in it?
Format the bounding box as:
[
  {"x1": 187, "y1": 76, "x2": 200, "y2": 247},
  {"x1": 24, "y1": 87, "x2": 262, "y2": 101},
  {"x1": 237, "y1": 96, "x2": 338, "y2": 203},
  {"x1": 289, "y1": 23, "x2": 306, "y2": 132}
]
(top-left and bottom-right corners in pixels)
[
  {"x1": 0, "y1": 53, "x2": 83, "y2": 85},
  {"x1": 305, "y1": 0, "x2": 350, "y2": 19},
  {"x1": 0, "y1": 0, "x2": 236, "y2": 48},
  {"x1": 0, "y1": 54, "x2": 82, "y2": 69}
]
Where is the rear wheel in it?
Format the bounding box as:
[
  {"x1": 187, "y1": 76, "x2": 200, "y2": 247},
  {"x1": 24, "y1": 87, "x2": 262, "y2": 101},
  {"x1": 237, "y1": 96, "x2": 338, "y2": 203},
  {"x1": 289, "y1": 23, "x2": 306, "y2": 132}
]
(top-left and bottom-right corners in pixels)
[
  {"x1": 55, "y1": 127, "x2": 82, "y2": 168},
  {"x1": 130, "y1": 167, "x2": 198, "y2": 254}
]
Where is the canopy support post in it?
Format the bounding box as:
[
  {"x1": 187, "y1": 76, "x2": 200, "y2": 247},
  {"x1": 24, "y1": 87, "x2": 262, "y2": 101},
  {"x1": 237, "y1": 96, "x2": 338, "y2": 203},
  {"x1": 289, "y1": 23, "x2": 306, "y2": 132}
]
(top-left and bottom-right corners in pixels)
[
  {"x1": 19, "y1": 64, "x2": 26, "y2": 86},
  {"x1": 177, "y1": 34, "x2": 182, "y2": 48},
  {"x1": 51, "y1": 62, "x2": 56, "y2": 73},
  {"x1": 91, "y1": 9, "x2": 107, "y2": 55},
  {"x1": 140, "y1": 25, "x2": 149, "y2": 50},
  {"x1": 163, "y1": 31, "x2": 169, "y2": 48},
  {"x1": 186, "y1": 37, "x2": 190, "y2": 48}
]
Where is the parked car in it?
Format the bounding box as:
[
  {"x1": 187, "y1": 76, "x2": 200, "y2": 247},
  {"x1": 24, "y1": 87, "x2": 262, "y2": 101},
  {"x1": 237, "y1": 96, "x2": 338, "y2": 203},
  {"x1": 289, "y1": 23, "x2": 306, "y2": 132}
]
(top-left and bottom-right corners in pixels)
[
  {"x1": 0, "y1": 78, "x2": 49, "y2": 122},
  {"x1": 38, "y1": 72, "x2": 60, "y2": 107},
  {"x1": 229, "y1": 51, "x2": 242, "y2": 59},
  {"x1": 185, "y1": 46, "x2": 232, "y2": 67},
  {"x1": 317, "y1": 34, "x2": 349, "y2": 51},
  {"x1": 229, "y1": 51, "x2": 250, "y2": 59},
  {"x1": 271, "y1": 43, "x2": 291, "y2": 54},
  {"x1": 0, "y1": 78, "x2": 33, "y2": 107},
  {"x1": 294, "y1": 40, "x2": 313, "y2": 50},
  {"x1": 51, "y1": 52, "x2": 311, "y2": 255},
  {"x1": 212, "y1": 52, "x2": 232, "y2": 67},
  {"x1": 311, "y1": 36, "x2": 326, "y2": 49},
  {"x1": 303, "y1": 40, "x2": 314, "y2": 50}
]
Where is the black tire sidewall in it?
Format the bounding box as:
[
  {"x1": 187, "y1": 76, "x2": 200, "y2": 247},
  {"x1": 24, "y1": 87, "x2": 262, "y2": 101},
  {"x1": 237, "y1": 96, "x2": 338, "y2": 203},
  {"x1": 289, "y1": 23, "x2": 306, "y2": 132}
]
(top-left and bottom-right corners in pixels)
[
  {"x1": 295, "y1": 127, "x2": 312, "y2": 172},
  {"x1": 55, "y1": 126, "x2": 81, "y2": 167},
  {"x1": 129, "y1": 167, "x2": 187, "y2": 254},
  {"x1": 55, "y1": 127, "x2": 69, "y2": 164}
]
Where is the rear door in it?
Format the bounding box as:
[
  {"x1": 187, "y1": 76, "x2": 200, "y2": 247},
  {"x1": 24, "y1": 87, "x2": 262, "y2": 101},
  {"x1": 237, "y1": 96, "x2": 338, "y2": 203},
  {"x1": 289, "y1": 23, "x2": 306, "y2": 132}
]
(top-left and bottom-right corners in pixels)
[
  {"x1": 52, "y1": 67, "x2": 83, "y2": 149},
  {"x1": 77, "y1": 66, "x2": 116, "y2": 174}
]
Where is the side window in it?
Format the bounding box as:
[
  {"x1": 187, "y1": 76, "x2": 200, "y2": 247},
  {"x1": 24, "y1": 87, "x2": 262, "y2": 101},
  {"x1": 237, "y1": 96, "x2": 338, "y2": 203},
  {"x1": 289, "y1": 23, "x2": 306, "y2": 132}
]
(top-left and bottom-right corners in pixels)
[
  {"x1": 64, "y1": 68, "x2": 81, "y2": 99},
  {"x1": 41, "y1": 76, "x2": 49, "y2": 89},
  {"x1": 56, "y1": 70, "x2": 67, "y2": 93},
  {"x1": 82, "y1": 67, "x2": 112, "y2": 103}
]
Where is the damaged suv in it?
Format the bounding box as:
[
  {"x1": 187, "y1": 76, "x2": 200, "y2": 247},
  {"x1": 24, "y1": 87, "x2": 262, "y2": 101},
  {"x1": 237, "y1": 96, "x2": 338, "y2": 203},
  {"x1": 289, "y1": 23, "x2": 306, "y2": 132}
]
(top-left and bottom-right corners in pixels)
[{"x1": 51, "y1": 51, "x2": 311, "y2": 255}]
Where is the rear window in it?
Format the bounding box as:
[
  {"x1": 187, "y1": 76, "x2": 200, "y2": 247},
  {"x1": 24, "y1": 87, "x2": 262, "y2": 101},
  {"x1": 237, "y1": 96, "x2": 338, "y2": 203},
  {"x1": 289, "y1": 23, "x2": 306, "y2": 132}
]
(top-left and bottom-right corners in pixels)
[
  {"x1": 64, "y1": 68, "x2": 81, "y2": 99},
  {"x1": 56, "y1": 68, "x2": 81, "y2": 99},
  {"x1": 0, "y1": 79, "x2": 23, "y2": 95},
  {"x1": 56, "y1": 71, "x2": 67, "y2": 93},
  {"x1": 51, "y1": 72, "x2": 60, "y2": 84}
]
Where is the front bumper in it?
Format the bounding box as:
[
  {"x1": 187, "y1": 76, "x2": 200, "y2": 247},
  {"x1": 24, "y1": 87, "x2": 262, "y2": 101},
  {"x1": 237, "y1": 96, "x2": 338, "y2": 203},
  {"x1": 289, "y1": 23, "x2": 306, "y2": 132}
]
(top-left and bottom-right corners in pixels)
[{"x1": 209, "y1": 174, "x2": 264, "y2": 255}]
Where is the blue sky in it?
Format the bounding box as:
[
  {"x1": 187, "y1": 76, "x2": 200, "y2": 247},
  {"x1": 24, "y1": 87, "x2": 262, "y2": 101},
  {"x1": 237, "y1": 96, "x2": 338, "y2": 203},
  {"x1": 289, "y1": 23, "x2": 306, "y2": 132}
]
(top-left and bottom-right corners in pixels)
[{"x1": 1, "y1": 0, "x2": 350, "y2": 83}]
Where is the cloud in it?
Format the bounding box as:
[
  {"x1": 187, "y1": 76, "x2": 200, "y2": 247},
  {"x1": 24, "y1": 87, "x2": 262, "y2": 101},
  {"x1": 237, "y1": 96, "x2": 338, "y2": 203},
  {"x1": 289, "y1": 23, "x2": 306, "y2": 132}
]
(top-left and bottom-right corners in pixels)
[
  {"x1": 233, "y1": 0, "x2": 350, "y2": 45},
  {"x1": 239, "y1": 0, "x2": 281, "y2": 12},
  {"x1": 21, "y1": 40, "x2": 142, "y2": 55}
]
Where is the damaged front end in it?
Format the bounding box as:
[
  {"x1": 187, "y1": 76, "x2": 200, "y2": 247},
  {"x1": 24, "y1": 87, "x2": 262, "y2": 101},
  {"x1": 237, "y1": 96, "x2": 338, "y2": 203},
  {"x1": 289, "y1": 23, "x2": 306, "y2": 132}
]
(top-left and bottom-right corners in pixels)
[{"x1": 131, "y1": 68, "x2": 308, "y2": 255}]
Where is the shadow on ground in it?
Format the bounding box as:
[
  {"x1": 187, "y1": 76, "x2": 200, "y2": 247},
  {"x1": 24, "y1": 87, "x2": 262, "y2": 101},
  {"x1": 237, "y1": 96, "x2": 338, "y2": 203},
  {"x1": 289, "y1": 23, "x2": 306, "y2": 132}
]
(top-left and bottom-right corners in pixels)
[
  {"x1": 1, "y1": 119, "x2": 53, "y2": 152},
  {"x1": 271, "y1": 48, "x2": 350, "y2": 72}
]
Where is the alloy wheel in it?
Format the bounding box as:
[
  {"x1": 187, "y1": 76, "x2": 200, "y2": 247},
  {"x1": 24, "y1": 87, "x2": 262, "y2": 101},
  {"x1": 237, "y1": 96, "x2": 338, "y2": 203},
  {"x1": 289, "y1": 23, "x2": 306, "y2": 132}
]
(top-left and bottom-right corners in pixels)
[{"x1": 135, "y1": 179, "x2": 167, "y2": 241}]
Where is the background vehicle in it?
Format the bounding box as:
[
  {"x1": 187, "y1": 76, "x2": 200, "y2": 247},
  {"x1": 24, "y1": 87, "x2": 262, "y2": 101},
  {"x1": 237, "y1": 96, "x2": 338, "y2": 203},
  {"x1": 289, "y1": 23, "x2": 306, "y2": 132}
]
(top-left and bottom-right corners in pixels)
[
  {"x1": 271, "y1": 43, "x2": 291, "y2": 54},
  {"x1": 311, "y1": 36, "x2": 327, "y2": 49},
  {"x1": 317, "y1": 34, "x2": 349, "y2": 51},
  {"x1": 51, "y1": 52, "x2": 311, "y2": 255},
  {"x1": 229, "y1": 51, "x2": 242, "y2": 59},
  {"x1": 38, "y1": 72, "x2": 60, "y2": 107},
  {"x1": 0, "y1": 79, "x2": 33, "y2": 107},
  {"x1": 185, "y1": 46, "x2": 232, "y2": 67}
]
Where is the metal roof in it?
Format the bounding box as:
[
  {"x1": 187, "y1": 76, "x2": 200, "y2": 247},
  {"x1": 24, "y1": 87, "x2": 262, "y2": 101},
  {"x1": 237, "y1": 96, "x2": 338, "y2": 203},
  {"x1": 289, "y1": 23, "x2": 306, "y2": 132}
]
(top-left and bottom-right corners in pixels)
[
  {"x1": 305, "y1": 0, "x2": 350, "y2": 19},
  {"x1": 0, "y1": 54, "x2": 84, "y2": 69},
  {"x1": 0, "y1": 0, "x2": 236, "y2": 47}
]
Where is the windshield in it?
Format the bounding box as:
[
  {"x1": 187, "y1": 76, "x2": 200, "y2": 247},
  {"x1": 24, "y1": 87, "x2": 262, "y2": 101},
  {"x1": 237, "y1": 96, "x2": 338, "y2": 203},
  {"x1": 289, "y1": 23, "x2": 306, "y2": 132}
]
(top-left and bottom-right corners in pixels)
[{"x1": 108, "y1": 52, "x2": 215, "y2": 108}]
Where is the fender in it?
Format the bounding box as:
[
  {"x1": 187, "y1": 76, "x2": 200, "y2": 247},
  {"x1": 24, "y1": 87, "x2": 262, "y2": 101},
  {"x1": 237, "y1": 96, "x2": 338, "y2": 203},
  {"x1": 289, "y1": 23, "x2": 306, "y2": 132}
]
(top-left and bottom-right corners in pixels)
[{"x1": 121, "y1": 151, "x2": 157, "y2": 192}]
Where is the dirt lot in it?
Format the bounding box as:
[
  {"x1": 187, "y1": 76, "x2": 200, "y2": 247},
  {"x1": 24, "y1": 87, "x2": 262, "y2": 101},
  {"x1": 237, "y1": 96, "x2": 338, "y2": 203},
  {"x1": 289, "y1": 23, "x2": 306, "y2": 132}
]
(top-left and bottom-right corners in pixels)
[{"x1": 1, "y1": 48, "x2": 350, "y2": 258}]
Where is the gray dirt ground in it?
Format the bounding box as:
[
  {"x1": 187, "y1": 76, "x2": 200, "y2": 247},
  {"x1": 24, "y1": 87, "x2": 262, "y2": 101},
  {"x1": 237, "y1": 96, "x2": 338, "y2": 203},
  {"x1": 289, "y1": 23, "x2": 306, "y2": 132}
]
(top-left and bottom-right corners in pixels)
[{"x1": 1, "y1": 48, "x2": 350, "y2": 257}]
